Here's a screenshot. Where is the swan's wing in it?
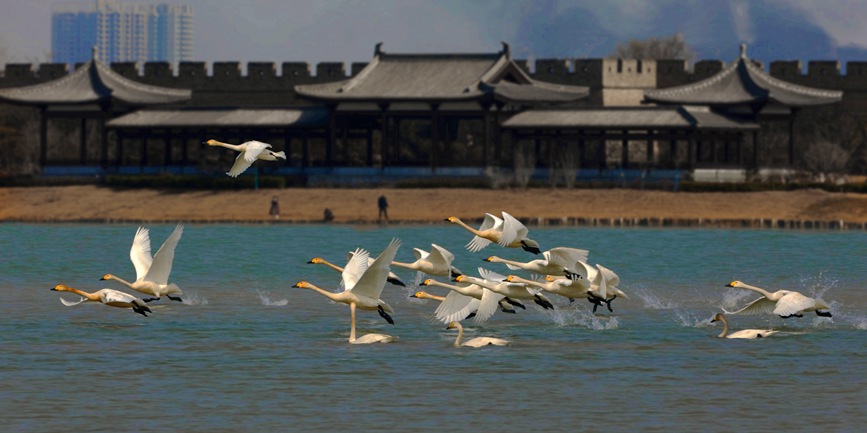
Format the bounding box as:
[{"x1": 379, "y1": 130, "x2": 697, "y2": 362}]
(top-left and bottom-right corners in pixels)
[
  {"x1": 409, "y1": 248, "x2": 428, "y2": 261},
  {"x1": 351, "y1": 238, "x2": 401, "y2": 299},
  {"x1": 546, "y1": 247, "x2": 590, "y2": 269},
  {"x1": 342, "y1": 247, "x2": 369, "y2": 291},
  {"x1": 226, "y1": 152, "x2": 255, "y2": 177},
  {"x1": 129, "y1": 226, "x2": 153, "y2": 281},
  {"x1": 478, "y1": 213, "x2": 502, "y2": 232},
  {"x1": 725, "y1": 296, "x2": 776, "y2": 315},
  {"x1": 477, "y1": 267, "x2": 508, "y2": 283},
  {"x1": 774, "y1": 292, "x2": 816, "y2": 317},
  {"x1": 435, "y1": 291, "x2": 480, "y2": 324},
  {"x1": 242, "y1": 141, "x2": 271, "y2": 161},
  {"x1": 498, "y1": 212, "x2": 527, "y2": 247},
  {"x1": 142, "y1": 224, "x2": 183, "y2": 285},
  {"x1": 59, "y1": 296, "x2": 87, "y2": 306},
  {"x1": 98, "y1": 288, "x2": 138, "y2": 304},
  {"x1": 473, "y1": 288, "x2": 506, "y2": 324},
  {"x1": 466, "y1": 236, "x2": 493, "y2": 253},
  {"x1": 596, "y1": 264, "x2": 620, "y2": 287},
  {"x1": 427, "y1": 244, "x2": 454, "y2": 268}
]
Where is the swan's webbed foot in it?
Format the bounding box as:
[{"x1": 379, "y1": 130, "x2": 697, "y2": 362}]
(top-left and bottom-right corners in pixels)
[
  {"x1": 498, "y1": 302, "x2": 517, "y2": 313},
  {"x1": 142, "y1": 297, "x2": 160, "y2": 303},
  {"x1": 132, "y1": 305, "x2": 150, "y2": 317},
  {"x1": 521, "y1": 241, "x2": 541, "y2": 255},
  {"x1": 816, "y1": 310, "x2": 833, "y2": 317},
  {"x1": 504, "y1": 297, "x2": 526, "y2": 309},
  {"x1": 167, "y1": 295, "x2": 183, "y2": 302},
  {"x1": 378, "y1": 306, "x2": 395, "y2": 325},
  {"x1": 780, "y1": 313, "x2": 804, "y2": 319},
  {"x1": 534, "y1": 296, "x2": 554, "y2": 310},
  {"x1": 467, "y1": 312, "x2": 477, "y2": 319},
  {"x1": 604, "y1": 295, "x2": 617, "y2": 312},
  {"x1": 568, "y1": 298, "x2": 575, "y2": 304},
  {"x1": 588, "y1": 295, "x2": 604, "y2": 313},
  {"x1": 387, "y1": 277, "x2": 406, "y2": 287}
]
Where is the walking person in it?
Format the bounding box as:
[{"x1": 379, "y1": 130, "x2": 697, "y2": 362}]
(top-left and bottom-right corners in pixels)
[
  {"x1": 269, "y1": 196, "x2": 280, "y2": 220},
  {"x1": 378, "y1": 195, "x2": 389, "y2": 222}
]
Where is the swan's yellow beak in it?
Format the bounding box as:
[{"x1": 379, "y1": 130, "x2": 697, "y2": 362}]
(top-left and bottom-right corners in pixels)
[
  {"x1": 454, "y1": 275, "x2": 464, "y2": 282},
  {"x1": 410, "y1": 291, "x2": 422, "y2": 298},
  {"x1": 421, "y1": 279, "x2": 433, "y2": 286},
  {"x1": 307, "y1": 258, "x2": 321, "y2": 264},
  {"x1": 725, "y1": 281, "x2": 737, "y2": 287},
  {"x1": 204, "y1": 139, "x2": 217, "y2": 146},
  {"x1": 292, "y1": 281, "x2": 307, "y2": 288}
]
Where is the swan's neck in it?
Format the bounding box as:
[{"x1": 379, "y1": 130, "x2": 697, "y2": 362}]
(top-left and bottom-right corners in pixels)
[
  {"x1": 717, "y1": 316, "x2": 729, "y2": 338},
  {"x1": 349, "y1": 302, "x2": 357, "y2": 342},
  {"x1": 739, "y1": 283, "x2": 772, "y2": 298},
  {"x1": 391, "y1": 261, "x2": 418, "y2": 270},
  {"x1": 423, "y1": 293, "x2": 445, "y2": 302},
  {"x1": 513, "y1": 277, "x2": 544, "y2": 289},
  {"x1": 107, "y1": 275, "x2": 135, "y2": 289},
  {"x1": 492, "y1": 257, "x2": 522, "y2": 267},
  {"x1": 67, "y1": 287, "x2": 100, "y2": 302},
  {"x1": 304, "y1": 284, "x2": 341, "y2": 302},
  {"x1": 452, "y1": 218, "x2": 482, "y2": 236},
  {"x1": 210, "y1": 140, "x2": 243, "y2": 152},
  {"x1": 453, "y1": 323, "x2": 464, "y2": 347},
  {"x1": 318, "y1": 260, "x2": 344, "y2": 273}
]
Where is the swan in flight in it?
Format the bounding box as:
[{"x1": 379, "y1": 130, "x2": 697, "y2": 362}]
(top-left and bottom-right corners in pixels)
[
  {"x1": 506, "y1": 274, "x2": 591, "y2": 303},
  {"x1": 307, "y1": 255, "x2": 405, "y2": 287},
  {"x1": 101, "y1": 224, "x2": 184, "y2": 302},
  {"x1": 205, "y1": 139, "x2": 286, "y2": 177},
  {"x1": 420, "y1": 278, "x2": 518, "y2": 324},
  {"x1": 447, "y1": 321, "x2": 510, "y2": 348},
  {"x1": 52, "y1": 284, "x2": 152, "y2": 317},
  {"x1": 409, "y1": 290, "x2": 446, "y2": 302},
  {"x1": 445, "y1": 212, "x2": 541, "y2": 254},
  {"x1": 485, "y1": 246, "x2": 589, "y2": 276},
  {"x1": 457, "y1": 268, "x2": 555, "y2": 312},
  {"x1": 293, "y1": 238, "x2": 401, "y2": 328},
  {"x1": 724, "y1": 280, "x2": 832, "y2": 318},
  {"x1": 391, "y1": 243, "x2": 462, "y2": 277},
  {"x1": 562, "y1": 262, "x2": 628, "y2": 313},
  {"x1": 711, "y1": 313, "x2": 778, "y2": 339}
]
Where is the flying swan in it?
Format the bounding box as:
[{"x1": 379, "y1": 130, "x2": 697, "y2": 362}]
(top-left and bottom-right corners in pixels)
[
  {"x1": 446, "y1": 321, "x2": 510, "y2": 348},
  {"x1": 485, "y1": 246, "x2": 589, "y2": 276},
  {"x1": 308, "y1": 254, "x2": 406, "y2": 287},
  {"x1": 101, "y1": 224, "x2": 184, "y2": 302},
  {"x1": 445, "y1": 212, "x2": 541, "y2": 254},
  {"x1": 52, "y1": 284, "x2": 152, "y2": 317},
  {"x1": 205, "y1": 139, "x2": 286, "y2": 177},
  {"x1": 724, "y1": 280, "x2": 832, "y2": 318},
  {"x1": 711, "y1": 313, "x2": 778, "y2": 339}
]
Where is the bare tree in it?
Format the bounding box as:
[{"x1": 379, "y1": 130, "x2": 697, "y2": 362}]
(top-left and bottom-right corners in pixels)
[
  {"x1": 513, "y1": 140, "x2": 536, "y2": 189},
  {"x1": 612, "y1": 32, "x2": 694, "y2": 62},
  {"x1": 798, "y1": 106, "x2": 867, "y2": 180}
]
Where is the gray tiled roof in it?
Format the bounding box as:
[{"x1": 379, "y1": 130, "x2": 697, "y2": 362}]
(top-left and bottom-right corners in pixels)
[
  {"x1": 502, "y1": 106, "x2": 758, "y2": 130},
  {"x1": 107, "y1": 108, "x2": 328, "y2": 128},
  {"x1": 0, "y1": 60, "x2": 191, "y2": 106},
  {"x1": 296, "y1": 46, "x2": 588, "y2": 104},
  {"x1": 644, "y1": 45, "x2": 842, "y2": 107}
]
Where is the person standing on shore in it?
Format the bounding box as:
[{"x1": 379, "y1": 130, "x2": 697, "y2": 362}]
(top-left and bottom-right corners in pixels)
[
  {"x1": 269, "y1": 196, "x2": 280, "y2": 220},
  {"x1": 378, "y1": 195, "x2": 389, "y2": 222}
]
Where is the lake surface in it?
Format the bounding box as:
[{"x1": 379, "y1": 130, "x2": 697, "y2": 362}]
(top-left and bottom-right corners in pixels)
[{"x1": 1, "y1": 223, "x2": 865, "y2": 432}]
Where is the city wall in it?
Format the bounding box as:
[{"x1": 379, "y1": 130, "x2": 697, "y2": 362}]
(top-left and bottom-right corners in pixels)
[{"x1": 1, "y1": 57, "x2": 866, "y2": 110}]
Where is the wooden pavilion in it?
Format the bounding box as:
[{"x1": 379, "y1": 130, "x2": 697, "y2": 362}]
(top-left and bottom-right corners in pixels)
[{"x1": 643, "y1": 44, "x2": 843, "y2": 168}]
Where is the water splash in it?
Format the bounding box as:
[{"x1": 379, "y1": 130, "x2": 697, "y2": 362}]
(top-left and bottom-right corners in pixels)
[
  {"x1": 674, "y1": 309, "x2": 712, "y2": 328},
  {"x1": 632, "y1": 287, "x2": 676, "y2": 310},
  {"x1": 180, "y1": 291, "x2": 208, "y2": 306},
  {"x1": 257, "y1": 290, "x2": 288, "y2": 306},
  {"x1": 541, "y1": 306, "x2": 620, "y2": 330},
  {"x1": 721, "y1": 289, "x2": 754, "y2": 311}
]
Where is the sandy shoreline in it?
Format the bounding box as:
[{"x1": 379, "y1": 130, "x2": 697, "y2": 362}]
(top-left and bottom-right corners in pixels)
[{"x1": 1, "y1": 185, "x2": 866, "y2": 228}]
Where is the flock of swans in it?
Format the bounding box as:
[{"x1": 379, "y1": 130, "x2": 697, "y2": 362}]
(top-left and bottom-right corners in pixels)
[
  {"x1": 48, "y1": 139, "x2": 840, "y2": 344},
  {"x1": 52, "y1": 207, "x2": 836, "y2": 345}
]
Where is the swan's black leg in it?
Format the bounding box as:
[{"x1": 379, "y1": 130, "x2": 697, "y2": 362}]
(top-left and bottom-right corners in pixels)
[
  {"x1": 167, "y1": 295, "x2": 183, "y2": 302},
  {"x1": 467, "y1": 312, "x2": 477, "y2": 319},
  {"x1": 816, "y1": 310, "x2": 833, "y2": 317},
  {"x1": 132, "y1": 305, "x2": 149, "y2": 317},
  {"x1": 780, "y1": 313, "x2": 804, "y2": 319},
  {"x1": 534, "y1": 295, "x2": 554, "y2": 310},
  {"x1": 387, "y1": 277, "x2": 406, "y2": 287},
  {"x1": 568, "y1": 298, "x2": 575, "y2": 304},
  {"x1": 142, "y1": 297, "x2": 160, "y2": 303},
  {"x1": 521, "y1": 241, "x2": 541, "y2": 255},
  {"x1": 378, "y1": 305, "x2": 395, "y2": 325},
  {"x1": 498, "y1": 302, "x2": 517, "y2": 313},
  {"x1": 604, "y1": 295, "x2": 618, "y2": 312},
  {"x1": 587, "y1": 294, "x2": 605, "y2": 313},
  {"x1": 504, "y1": 298, "x2": 526, "y2": 309}
]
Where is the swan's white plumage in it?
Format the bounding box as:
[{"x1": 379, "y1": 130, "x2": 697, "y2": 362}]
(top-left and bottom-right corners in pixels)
[
  {"x1": 206, "y1": 139, "x2": 287, "y2": 177},
  {"x1": 420, "y1": 278, "x2": 507, "y2": 324},
  {"x1": 711, "y1": 313, "x2": 778, "y2": 339},
  {"x1": 724, "y1": 281, "x2": 831, "y2": 318},
  {"x1": 52, "y1": 284, "x2": 151, "y2": 316},
  {"x1": 488, "y1": 246, "x2": 589, "y2": 275},
  {"x1": 102, "y1": 224, "x2": 184, "y2": 301},
  {"x1": 447, "y1": 321, "x2": 510, "y2": 348},
  {"x1": 392, "y1": 243, "x2": 459, "y2": 276},
  {"x1": 446, "y1": 211, "x2": 539, "y2": 253}
]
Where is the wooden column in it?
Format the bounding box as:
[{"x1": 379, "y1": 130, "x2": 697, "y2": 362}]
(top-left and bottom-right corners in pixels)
[
  {"x1": 39, "y1": 106, "x2": 47, "y2": 167},
  {"x1": 100, "y1": 118, "x2": 109, "y2": 166},
  {"x1": 378, "y1": 103, "x2": 389, "y2": 167},
  {"x1": 482, "y1": 102, "x2": 492, "y2": 167},
  {"x1": 80, "y1": 117, "x2": 88, "y2": 164},
  {"x1": 326, "y1": 105, "x2": 336, "y2": 168},
  {"x1": 621, "y1": 130, "x2": 629, "y2": 168},
  {"x1": 788, "y1": 110, "x2": 798, "y2": 167},
  {"x1": 752, "y1": 130, "x2": 760, "y2": 168},
  {"x1": 430, "y1": 103, "x2": 440, "y2": 170}
]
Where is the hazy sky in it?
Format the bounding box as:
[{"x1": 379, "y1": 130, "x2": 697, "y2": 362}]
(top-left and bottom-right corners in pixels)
[{"x1": 3, "y1": 0, "x2": 867, "y2": 68}]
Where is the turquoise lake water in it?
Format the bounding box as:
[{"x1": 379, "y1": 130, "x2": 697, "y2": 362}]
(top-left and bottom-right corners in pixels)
[{"x1": 1, "y1": 223, "x2": 865, "y2": 432}]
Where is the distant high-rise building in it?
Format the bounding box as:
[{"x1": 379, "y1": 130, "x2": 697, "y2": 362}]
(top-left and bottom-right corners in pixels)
[{"x1": 51, "y1": 0, "x2": 192, "y2": 65}]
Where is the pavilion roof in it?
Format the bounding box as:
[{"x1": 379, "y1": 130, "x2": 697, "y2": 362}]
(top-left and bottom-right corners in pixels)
[
  {"x1": 501, "y1": 106, "x2": 758, "y2": 130},
  {"x1": 295, "y1": 43, "x2": 588, "y2": 104},
  {"x1": 644, "y1": 45, "x2": 842, "y2": 107},
  {"x1": 107, "y1": 108, "x2": 328, "y2": 128},
  {"x1": 0, "y1": 56, "x2": 191, "y2": 106}
]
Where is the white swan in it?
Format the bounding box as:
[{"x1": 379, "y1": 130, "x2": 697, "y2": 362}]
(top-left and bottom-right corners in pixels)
[
  {"x1": 445, "y1": 211, "x2": 541, "y2": 254},
  {"x1": 294, "y1": 238, "x2": 401, "y2": 332},
  {"x1": 447, "y1": 321, "x2": 510, "y2": 348},
  {"x1": 348, "y1": 302, "x2": 396, "y2": 344},
  {"x1": 711, "y1": 313, "x2": 778, "y2": 339},
  {"x1": 485, "y1": 246, "x2": 589, "y2": 276},
  {"x1": 308, "y1": 255, "x2": 405, "y2": 287},
  {"x1": 409, "y1": 290, "x2": 446, "y2": 302},
  {"x1": 456, "y1": 268, "x2": 555, "y2": 319},
  {"x1": 724, "y1": 280, "x2": 832, "y2": 318},
  {"x1": 205, "y1": 139, "x2": 286, "y2": 177},
  {"x1": 391, "y1": 243, "x2": 461, "y2": 277},
  {"x1": 421, "y1": 278, "x2": 520, "y2": 324},
  {"x1": 52, "y1": 284, "x2": 151, "y2": 317},
  {"x1": 101, "y1": 224, "x2": 184, "y2": 302},
  {"x1": 506, "y1": 274, "x2": 591, "y2": 302},
  {"x1": 561, "y1": 262, "x2": 628, "y2": 312}
]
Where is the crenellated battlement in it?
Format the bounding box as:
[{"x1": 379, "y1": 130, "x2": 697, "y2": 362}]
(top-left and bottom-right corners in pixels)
[{"x1": 1, "y1": 56, "x2": 862, "y2": 107}]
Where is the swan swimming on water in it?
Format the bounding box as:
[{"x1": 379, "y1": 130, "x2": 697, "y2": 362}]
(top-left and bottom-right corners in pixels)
[
  {"x1": 446, "y1": 321, "x2": 510, "y2": 348},
  {"x1": 101, "y1": 224, "x2": 184, "y2": 303},
  {"x1": 205, "y1": 139, "x2": 286, "y2": 177},
  {"x1": 711, "y1": 313, "x2": 778, "y2": 339},
  {"x1": 52, "y1": 284, "x2": 152, "y2": 317},
  {"x1": 724, "y1": 280, "x2": 832, "y2": 318}
]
